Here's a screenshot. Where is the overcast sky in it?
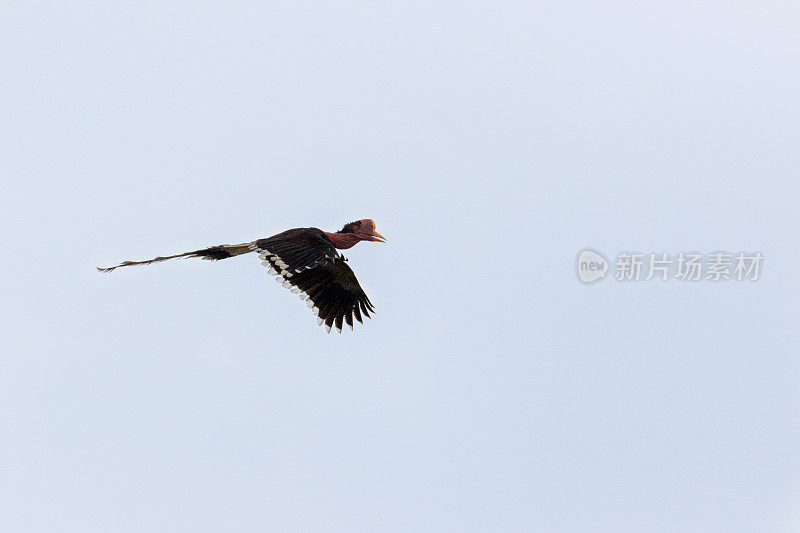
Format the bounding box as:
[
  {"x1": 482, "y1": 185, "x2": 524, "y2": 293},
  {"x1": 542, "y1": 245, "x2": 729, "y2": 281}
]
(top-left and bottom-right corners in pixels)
[{"x1": 2, "y1": 2, "x2": 799, "y2": 531}]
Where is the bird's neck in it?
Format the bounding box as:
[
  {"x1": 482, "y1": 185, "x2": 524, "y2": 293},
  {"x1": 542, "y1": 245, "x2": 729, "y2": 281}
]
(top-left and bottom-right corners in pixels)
[{"x1": 324, "y1": 232, "x2": 360, "y2": 249}]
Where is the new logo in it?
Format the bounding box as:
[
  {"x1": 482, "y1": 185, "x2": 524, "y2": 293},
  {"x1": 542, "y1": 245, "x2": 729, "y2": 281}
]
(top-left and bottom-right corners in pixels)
[{"x1": 577, "y1": 249, "x2": 608, "y2": 283}]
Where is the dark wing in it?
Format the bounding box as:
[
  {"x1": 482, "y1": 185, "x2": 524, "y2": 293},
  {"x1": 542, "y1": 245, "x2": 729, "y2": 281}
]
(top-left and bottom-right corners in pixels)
[
  {"x1": 255, "y1": 228, "x2": 375, "y2": 332},
  {"x1": 268, "y1": 258, "x2": 375, "y2": 333},
  {"x1": 254, "y1": 228, "x2": 337, "y2": 278}
]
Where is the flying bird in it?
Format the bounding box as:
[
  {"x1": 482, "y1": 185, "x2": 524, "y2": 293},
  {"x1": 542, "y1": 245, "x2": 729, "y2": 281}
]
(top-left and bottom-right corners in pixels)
[{"x1": 98, "y1": 219, "x2": 386, "y2": 333}]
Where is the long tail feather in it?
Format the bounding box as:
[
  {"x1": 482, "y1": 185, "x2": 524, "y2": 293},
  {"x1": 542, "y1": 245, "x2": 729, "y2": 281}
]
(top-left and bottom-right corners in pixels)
[{"x1": 97, "y1": 242, "x2": 255, "y2": 273}]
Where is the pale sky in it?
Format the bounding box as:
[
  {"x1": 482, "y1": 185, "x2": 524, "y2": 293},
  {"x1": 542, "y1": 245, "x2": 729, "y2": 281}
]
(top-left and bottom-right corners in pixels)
[{"x1": 2, "y1": 2, "x2": 799, "y2": 531}]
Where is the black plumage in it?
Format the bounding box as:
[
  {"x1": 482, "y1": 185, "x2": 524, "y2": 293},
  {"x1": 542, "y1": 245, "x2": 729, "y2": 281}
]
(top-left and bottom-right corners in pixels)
[
  {"x1": 98, "y1": 223, "x2": 383, "y2": 333},
  {"x1": 254, "y1": 228, "x2": 375, "y2": 333}
]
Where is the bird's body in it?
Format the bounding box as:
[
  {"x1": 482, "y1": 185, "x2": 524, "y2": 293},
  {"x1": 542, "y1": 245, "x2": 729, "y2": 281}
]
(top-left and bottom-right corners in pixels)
[{"x1": 98, "y1": 219, "x2": 386, "y2": 333}]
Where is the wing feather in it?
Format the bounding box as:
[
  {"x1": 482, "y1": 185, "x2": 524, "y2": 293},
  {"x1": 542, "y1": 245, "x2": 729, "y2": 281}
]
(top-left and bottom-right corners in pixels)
[{"x1": 261, "y1": 257, "x2": 375, "y2": 332}]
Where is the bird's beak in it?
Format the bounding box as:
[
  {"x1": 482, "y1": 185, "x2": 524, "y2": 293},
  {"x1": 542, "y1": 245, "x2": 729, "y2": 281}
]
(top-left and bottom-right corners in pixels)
[{"x1": 371, "y1": 229, "x2": 386, "y2": 243}]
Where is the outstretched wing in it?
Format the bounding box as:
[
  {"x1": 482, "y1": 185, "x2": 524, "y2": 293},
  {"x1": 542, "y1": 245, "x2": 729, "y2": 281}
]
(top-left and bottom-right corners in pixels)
[
  {"x1": 254, "y1": 228, "x2": 375, "y2": 332},
  {"x1": 266, "y1": 257, "x2": 375, "y2": 333}
]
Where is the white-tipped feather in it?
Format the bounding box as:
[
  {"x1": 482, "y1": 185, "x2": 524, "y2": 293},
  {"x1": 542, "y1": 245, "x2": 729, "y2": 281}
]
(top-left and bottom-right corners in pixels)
[{"x1": 254, "y1": 244, "x2": 368, "y2": 334}]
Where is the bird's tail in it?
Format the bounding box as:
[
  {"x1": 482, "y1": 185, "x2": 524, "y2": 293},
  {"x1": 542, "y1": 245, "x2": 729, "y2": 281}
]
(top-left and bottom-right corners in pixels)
[{"x1": 97, "y1": 242, "x2": 255, "y2": 273}]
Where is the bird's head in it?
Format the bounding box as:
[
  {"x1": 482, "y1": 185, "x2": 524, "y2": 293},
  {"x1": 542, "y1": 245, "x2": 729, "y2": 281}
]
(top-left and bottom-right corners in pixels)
[
  {"x1": 339, "y1": 219, "x2": 386, "y2": 243},
  {"x1": 326, "y1": 219, "x2": 386, "y2": 249}
]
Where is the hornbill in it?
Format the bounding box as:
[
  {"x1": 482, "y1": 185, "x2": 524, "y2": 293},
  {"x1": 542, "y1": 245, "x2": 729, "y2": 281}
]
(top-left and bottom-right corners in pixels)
[{"x1": 98, "y1": 219, "x2": 386, "y2": 333}]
